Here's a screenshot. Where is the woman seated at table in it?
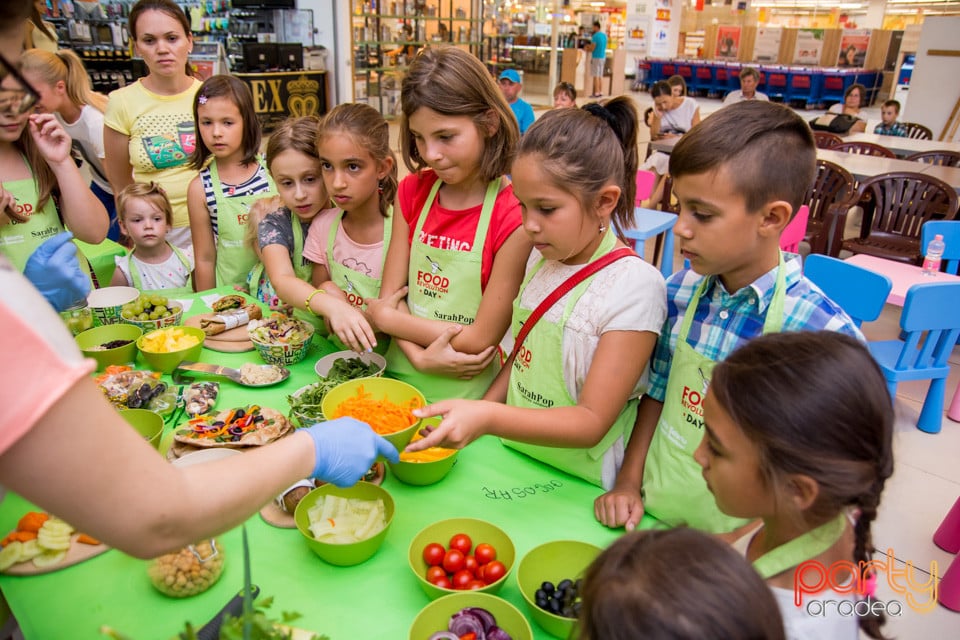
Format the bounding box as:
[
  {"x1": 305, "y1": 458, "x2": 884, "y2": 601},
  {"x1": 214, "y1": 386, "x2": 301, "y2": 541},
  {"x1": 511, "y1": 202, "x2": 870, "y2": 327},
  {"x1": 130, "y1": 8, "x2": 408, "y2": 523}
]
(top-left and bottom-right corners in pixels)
[
  {"x1": 641, "y1": 80, "x2": 700, "y2": 208},
  {"x1": 826, "y1": 83, "x2": 868, "y2": 133}
]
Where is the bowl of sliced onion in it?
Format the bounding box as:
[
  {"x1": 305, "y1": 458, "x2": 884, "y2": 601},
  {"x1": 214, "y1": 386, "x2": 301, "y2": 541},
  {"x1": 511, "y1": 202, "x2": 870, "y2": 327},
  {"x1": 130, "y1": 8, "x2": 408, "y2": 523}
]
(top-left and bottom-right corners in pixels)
[
  {"x1": 409, "y1": 592, "x2": 532, "y2": 640},
  {"x1": 293, "y1": 482, "x2": 394, "y2": 566}
]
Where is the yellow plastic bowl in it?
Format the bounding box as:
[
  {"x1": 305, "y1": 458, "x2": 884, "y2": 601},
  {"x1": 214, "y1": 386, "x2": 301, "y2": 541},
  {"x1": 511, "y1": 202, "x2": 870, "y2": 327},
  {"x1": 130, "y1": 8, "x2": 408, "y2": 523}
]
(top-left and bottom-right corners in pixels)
[
  {"x1": 407, "y1": 517, "x2": 515, "y2": 600},
  {"x1": 119, "y1": 408, "x2": 164, "y2": 450},
  {"x1": 387, "y1": 422, "x2": 458, "y2": 486},
  {"x1": 321, "y1": 377, "x2": 425, "y2": 453},
  {"x1": 408, "y1": 591, "x2": 533, "y2": 640},
  {"x1": 293, "y1": 483, "x2": 395, "y2": 566},
  {"x1": 75, "y1": 323, "x2": 142, "y2": 371},
  {"x1": 137, "y1": 326, "x2": 205, "y2": 374}
]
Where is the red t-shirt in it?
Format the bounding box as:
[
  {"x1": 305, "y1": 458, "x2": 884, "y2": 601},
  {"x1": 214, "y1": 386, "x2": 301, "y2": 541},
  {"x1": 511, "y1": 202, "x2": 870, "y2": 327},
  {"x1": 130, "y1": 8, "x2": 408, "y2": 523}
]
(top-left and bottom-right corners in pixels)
[{"x1": 398, "y1": 170, "x2": 522, "y2": 289}]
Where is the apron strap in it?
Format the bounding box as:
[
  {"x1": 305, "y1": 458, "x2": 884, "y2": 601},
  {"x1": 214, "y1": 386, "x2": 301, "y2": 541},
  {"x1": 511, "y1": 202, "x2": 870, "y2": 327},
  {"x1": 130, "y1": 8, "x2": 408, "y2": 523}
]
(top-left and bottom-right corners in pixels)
[{"x1": 752, "y1": 513, "x2": 848, "y2": 579}]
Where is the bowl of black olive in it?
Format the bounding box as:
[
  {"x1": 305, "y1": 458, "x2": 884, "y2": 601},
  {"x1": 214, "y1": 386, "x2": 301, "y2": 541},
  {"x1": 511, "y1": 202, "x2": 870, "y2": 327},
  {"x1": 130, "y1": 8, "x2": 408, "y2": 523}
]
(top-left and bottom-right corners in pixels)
[
  {"x1": 75, "y1": 324, "x2": 143, "y2": 371},
  {"x1": 516, "y1": 540, "x2": 601, "y2": 638}
]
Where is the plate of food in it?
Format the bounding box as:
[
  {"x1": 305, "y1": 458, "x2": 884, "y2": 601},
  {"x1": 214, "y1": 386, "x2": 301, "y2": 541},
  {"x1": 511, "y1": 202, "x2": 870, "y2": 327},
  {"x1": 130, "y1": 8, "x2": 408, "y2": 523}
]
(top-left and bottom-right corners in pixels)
[
  {"x1": 174, "y1": 405, "x2": 292, "y2": 449},
  {"x1": 0, "y1": 512, "x2": 109, "y2": 576}
]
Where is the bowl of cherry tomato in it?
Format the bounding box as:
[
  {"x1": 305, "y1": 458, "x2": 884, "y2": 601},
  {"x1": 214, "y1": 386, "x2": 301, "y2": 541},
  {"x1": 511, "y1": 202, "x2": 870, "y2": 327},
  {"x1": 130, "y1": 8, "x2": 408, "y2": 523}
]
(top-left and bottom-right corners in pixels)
[{"x1": 408, "y1": 518, "x2": 515, "y2": 600}]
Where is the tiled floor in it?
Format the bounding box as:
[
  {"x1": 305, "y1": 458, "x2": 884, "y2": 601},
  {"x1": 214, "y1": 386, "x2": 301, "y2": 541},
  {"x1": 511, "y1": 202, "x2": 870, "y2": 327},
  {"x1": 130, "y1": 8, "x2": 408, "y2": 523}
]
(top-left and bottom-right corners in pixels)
[{"x1": 391, "y1": 88, "x2": 960, "y2": 637}]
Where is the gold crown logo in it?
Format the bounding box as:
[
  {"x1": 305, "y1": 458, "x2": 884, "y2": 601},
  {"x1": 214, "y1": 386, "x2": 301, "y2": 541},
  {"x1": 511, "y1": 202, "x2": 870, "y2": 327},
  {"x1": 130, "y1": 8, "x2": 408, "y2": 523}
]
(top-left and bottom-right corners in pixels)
[{"x1": 287, "y1": 75, "x2": 319, "y2": 95}]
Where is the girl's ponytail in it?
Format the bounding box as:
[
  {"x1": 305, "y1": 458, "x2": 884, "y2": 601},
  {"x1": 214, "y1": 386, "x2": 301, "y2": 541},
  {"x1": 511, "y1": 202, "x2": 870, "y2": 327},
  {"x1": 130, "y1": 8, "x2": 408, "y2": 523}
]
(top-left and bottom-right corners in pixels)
[
  {"x1": 59, "y1": 50, "x2": 108, "y2": 113},
  {"x1": 852, "y1": 462, "x2": 893, "y2": 639}
]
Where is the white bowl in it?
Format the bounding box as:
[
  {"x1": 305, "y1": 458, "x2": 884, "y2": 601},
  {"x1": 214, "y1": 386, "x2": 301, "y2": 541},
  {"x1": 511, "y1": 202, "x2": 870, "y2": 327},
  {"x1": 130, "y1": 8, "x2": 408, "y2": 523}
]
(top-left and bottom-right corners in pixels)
[
  {"x1": 87, "y1": 286, "x2": 140, "y2": 326},
  {"x1": 314, "y1": 350, "x2": 386, "y2": 379}
]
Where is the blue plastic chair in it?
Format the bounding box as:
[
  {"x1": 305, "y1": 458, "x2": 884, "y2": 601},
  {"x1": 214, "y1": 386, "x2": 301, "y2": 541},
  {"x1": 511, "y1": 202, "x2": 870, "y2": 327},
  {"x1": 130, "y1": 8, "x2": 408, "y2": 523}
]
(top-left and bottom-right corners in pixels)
[
  {"x1": 868, "y1": 282, "x2": 960, "y2": 433},
  {"x1": 803, "y1": 254, "x2": 892, "y2": 327},
  {"x1": 921, "y1": 221, "x2": 960, "y2": 275}
]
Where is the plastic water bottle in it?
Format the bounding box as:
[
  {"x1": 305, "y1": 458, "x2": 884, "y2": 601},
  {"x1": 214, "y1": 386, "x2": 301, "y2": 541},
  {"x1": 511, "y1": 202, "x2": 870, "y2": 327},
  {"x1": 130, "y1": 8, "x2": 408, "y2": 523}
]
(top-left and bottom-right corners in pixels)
[{"x1": 922, "y1": 234, "x2": 945, "y2": 276}]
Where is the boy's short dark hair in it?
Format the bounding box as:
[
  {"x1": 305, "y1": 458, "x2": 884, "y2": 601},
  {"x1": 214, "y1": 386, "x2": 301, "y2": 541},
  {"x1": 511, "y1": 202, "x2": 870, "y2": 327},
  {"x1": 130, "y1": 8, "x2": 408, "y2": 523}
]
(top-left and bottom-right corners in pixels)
[
  {"x1": 670, "y1": 101, "x2": 815, "y2": 215},
  {"x1": 882, "y1": 99, "x2": 901, "y2": 113}
]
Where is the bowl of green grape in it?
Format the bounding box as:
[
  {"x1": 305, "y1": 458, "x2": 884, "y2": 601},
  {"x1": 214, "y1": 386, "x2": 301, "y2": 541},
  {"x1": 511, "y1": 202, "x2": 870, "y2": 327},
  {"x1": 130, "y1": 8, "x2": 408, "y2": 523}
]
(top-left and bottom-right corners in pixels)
[{"x1": 121, "y1": 294, "x2": 184, "y2": 332}]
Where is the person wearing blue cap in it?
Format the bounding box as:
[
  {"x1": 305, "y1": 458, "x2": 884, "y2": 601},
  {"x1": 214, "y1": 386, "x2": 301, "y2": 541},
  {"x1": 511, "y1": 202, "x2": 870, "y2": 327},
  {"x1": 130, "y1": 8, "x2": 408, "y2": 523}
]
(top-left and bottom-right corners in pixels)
[{"x1": 498, "y1": 69, "x2": 535, "y2": 134}]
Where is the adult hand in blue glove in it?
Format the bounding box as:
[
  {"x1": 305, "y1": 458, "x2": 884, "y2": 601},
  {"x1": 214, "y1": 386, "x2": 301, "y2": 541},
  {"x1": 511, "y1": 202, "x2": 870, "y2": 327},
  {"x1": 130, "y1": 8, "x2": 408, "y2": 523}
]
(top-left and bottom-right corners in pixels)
[
  {"x1": 23, "y1": 232, "x2": 90, "y2": 312},
  {"x1": 303, "y1": 417, "x2": 399, "y2": 487}
]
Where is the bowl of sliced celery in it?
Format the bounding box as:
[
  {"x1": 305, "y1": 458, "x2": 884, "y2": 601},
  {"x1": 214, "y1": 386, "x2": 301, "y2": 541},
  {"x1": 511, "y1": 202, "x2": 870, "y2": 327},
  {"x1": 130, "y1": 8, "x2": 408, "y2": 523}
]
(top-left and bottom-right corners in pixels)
[{"x1": 293, "y1": 482, "x2": 395, "y2": 566}]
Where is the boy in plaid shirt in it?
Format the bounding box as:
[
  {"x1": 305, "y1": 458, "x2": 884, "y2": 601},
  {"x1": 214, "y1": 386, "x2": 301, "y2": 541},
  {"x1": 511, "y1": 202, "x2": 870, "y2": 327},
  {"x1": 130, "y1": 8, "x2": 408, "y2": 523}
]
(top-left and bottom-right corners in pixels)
[
  {"x1": 594, "y1": 101, "x2": 862, "y2": 534},
  {"x1": 874, "y1": 99, "x2": 908, "y2": 137}
]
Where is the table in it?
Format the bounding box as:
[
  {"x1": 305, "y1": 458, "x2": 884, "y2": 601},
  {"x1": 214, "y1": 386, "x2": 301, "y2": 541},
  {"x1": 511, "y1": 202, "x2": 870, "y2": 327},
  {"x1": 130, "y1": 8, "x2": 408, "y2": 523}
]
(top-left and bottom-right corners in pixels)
[
  {"x1": 649, "y1": 137, "x2": 679, "y2": 154},
  {"x1": 917, "y1": 163, "x2": 960, "y2": 192},
  {"x1": 815, "y1": 149, "x2": 931, "y2": 182},
  {"x1": 0, "y1": 288, "x2": 657, "y2": 639},
  {"x1": 624, "y1": 207, "x2": 677, "y2": 279},
  {"x1": 842, "y1": 132, "x2": 960, "y2": 158},
  {"x1": 844, "y1": 254, "x2": 960, "y2": 306}
]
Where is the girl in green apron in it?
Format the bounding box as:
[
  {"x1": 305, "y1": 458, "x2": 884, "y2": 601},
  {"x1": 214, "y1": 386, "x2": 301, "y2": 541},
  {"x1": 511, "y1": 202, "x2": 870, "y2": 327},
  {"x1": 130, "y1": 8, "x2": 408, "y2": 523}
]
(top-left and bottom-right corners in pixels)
[
  {"x1": 696, "y1": 332, "x2": 893, "y2": 640},
  {"x1": 0, "y1": 96, "x2": 108, "y2": 272},
  {"x1": 187, "y1": 75, "x2": 277, "y2": 292},
  {"x1": 301, "y1": 103, "x2": 397, "y2": 354},
  {"x1": 365, "y1": 47, "x2": 532, "y2": 402},
  {"x1": 109, "y1": 182, "x2": 194, "y2": 294},
  {"x1": 407, "y1": 101, "x2": 667, "y2": 490}
]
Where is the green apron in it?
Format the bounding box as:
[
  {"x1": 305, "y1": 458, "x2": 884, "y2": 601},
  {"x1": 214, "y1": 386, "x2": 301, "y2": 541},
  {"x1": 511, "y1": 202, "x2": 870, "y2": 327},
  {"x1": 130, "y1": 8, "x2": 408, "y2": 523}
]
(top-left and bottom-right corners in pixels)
[
  {"x1": 209, "y1": 158, "x2": 277, "y2": 288},
  {"x1": 643, "y1": 253, "x2": 787, "y2": 532},
  {"x1": 325, "y1": 208, "x2": 392, "y2": 355},
  {"x1": 752, "y1": 513, "x2": 847, "y2": 579},
  {"x1": 126, "y1": 242, "x2": 194, "y2": 295},
  {"x1": 385, "y1": 179, "x2": 501, "y2": 402},
  {"x1": 502, "y1": 231, "x2": 638, "y2": 488},
  {"x1": 247, "y1": 212, "x2": 317, "y2": 327},
  {"x1": 0, "y1": 176, "x2": 64, "y2": 272}
]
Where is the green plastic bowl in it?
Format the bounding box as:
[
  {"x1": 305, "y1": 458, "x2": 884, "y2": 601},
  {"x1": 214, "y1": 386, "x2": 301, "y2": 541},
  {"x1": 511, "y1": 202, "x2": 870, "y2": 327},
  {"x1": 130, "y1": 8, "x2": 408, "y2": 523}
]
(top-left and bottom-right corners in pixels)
[
  {"x1": 516, "y1": 540, "x2": 601, "y2": 638},
  {"x1": 294, "y1": 482, "x2": 395, "y2": 566},
  {"x1": 321, "y1": 377, "x2": 425, "y2": 453},
  {"x1": 388, "y1": 420, "x2": 458, "y2": 486},
  {"x1": 119, "y1": 408, "x2": 164, "y2": 450},
  {"x1": 87, "y1": 286, "x2": 139, "y2": 326},
  {"x1": 408, "y1": 518, "x2": 515, "y2": 600},
  {"x1": 75, "y1": 324, "x2": 142, "y2": 371},
  {"x1": 137, "y1": 326, "x2": 205, "y2": 374},
  {"x1": 408, "y1": 591, "x2": 533, "y2": 640}
]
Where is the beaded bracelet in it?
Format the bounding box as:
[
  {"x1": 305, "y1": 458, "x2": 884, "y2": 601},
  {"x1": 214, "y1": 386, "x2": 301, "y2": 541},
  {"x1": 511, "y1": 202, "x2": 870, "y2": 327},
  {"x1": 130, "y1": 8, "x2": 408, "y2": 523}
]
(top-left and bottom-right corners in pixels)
[{"x1": 304, "y1": 289, "x2": 326, "y2": 315}]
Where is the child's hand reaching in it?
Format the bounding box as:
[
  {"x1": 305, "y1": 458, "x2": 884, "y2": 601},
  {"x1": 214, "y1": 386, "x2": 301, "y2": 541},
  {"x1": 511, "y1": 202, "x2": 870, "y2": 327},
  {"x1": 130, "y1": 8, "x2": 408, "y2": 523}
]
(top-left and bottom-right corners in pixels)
[
  {"x1": 405, "y1": 399, "x2": 496, "y2": 451},
  {"x1": 28, "y1": 113, "x2": 73, "y2": 166},
  {"x1": 594, "y1": 485, "x2": 645, "y2": 532},
  {"x1": 325, "y1": 299, "x2": 378, "y2": 353}
]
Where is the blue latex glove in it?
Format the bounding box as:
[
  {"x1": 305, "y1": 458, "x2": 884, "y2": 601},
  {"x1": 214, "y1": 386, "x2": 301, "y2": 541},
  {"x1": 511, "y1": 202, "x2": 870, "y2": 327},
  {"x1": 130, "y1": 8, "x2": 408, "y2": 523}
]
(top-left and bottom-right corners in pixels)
[
  {"x1": 304, "y1": 417, "x2": 399, "y2": 487},
  {"x1": 23, "y1": 232, "x2": 90, "y2": 312}
]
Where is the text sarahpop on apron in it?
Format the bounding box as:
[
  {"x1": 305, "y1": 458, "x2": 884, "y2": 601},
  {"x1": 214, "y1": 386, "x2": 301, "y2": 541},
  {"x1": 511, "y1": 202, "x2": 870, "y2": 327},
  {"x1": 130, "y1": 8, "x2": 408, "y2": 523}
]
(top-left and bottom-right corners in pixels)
[
  {"x1": 325, "y1": 208, "x2": 392, "y2": 354},
  {"x1": 385, "y1": 179, "x2": 501, "y2": 403},
  {"x1": 0, "y1": 176, "x2": 64, "y2": 272},
  {"x1": 643, "y1": 253, "x2": 787, "y2": 533},
  {"x1": 209, "y1": 158, "x2": 277, "y2": 288},
  {"x1": 503, "y1": 230, "x2": 638, "y2": 489}
]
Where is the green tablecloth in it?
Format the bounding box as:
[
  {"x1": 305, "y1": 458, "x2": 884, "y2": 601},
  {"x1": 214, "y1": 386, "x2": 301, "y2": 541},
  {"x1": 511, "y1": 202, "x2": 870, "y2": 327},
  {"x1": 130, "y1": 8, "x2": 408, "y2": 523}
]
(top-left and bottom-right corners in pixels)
[
  {"x1": 74, "y1": 238, "x2": 125, "y2": 288},
  {"x1": 0, "y1": 288, "x2": 660, "y2": 639}
]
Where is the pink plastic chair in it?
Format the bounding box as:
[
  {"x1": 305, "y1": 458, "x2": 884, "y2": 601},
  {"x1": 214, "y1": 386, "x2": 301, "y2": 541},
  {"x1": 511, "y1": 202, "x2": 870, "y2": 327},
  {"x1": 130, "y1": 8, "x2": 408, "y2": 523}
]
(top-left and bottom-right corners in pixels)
[
  {"x1": 934, "y1": 497, "x2": 960, "y2": 611},
  {"x1": 635, "y1": 170, "x2": 657, "y2": 205},
  {"x1": 779, "y1": 205, "x2": 809, "y2": 253}
]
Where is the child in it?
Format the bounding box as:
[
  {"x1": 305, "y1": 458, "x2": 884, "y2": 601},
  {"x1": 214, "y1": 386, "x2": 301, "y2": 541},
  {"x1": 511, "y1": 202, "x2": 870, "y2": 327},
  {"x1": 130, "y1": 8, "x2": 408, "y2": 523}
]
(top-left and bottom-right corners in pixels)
[
  {"x1": 406, "y1": 99, "x2": 667, "y2": 489},
  {"x1": 594, "y1": 101, "x2": 862, "y2": 533},
  {"x1": 20, "y1": 48, "x2": 120, "y2": 241},
  {"x1": 248, "y1": 116, "x2": 328, "y2": 327},
  {"x1": 110, "y1": 181, "x2": 193, "y2": 293},
  {"x1": 0, "y1": 76, "x2": 108, "y2": 272},
  {"x1": 187, "y1": 75, "x2": 276, "y2": 292},
  {"x1": 552, "y1": 81, "x2": 576, "y2": 109},
  {"x1": 697, "y1": 331, "x2": 893, "y2": 640},
  {"x1": 874, "y1": 99, "x2": 907, "y2": 137},
  {"x1": 365, "y1": 47, "x2": 532, "y2": 402},
  {"x1": 577, "y1": 528, "x2": 786, "y2": 640},
  {"x1": 301, "y1": 102, "x2": 397, "y2": 354},
  {"x1": 497, "y1": 69, "x2": 534, "y2": 134}
]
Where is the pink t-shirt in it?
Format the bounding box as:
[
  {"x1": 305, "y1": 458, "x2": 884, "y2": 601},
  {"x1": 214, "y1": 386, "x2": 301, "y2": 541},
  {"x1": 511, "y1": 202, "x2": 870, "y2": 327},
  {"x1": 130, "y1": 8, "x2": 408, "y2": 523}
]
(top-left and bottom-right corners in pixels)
[
  {"x1": 0, "y1": 261, "x2": 94, "y2": 456},
  {"x1": 302, "y1": 207, "x2": 387, "y2": 280},
  {"x1": 398, "y1": 170, "x2": 523, "y2": 289}
]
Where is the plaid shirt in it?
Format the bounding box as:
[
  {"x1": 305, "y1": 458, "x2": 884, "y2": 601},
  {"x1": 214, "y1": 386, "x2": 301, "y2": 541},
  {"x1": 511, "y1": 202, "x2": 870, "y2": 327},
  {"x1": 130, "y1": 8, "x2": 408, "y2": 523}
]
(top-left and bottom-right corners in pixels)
[
  {"x1": 874, "y1": 121, "x2": 908, "y2": 137},
  {"x1": 648, "y1": 254, "x2": 864, "y2": 401}
]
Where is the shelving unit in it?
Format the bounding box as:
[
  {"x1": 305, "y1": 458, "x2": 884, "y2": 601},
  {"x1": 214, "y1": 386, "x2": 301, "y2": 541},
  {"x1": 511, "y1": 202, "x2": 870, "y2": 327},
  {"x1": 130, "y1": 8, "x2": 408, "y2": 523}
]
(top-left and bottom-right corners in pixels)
[{"x1": 349, "y1": 0, "x2": 487, "y2": 117}]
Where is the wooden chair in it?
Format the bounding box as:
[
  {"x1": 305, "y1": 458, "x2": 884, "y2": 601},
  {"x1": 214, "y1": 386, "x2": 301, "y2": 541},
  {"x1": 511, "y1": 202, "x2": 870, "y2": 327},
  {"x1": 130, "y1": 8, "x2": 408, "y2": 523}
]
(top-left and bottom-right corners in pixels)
[
  {"x1": 802, "y1": 159, "x2": 856, "y2": 255},
  {"x1": 902, "y1": 122, "x2": 934, "y2": 140},
  {"x1": 868, "y1": 281, "x2": 960, "y2": 433},
  {"x1": 813, "y1": 131, "x2": 843, "y2": 149},
  {"x1": 826, "y1": 171, "x2": 959, "y2": 264},
  {"x1": 906, "y1": 150, "x2": 960, "y2": 168},
  {"x1": 803, "y1": 254, "x2": 892, "y2": 327},
  {"x1": 833, "y1": 141, "x2": 896, "y2": 158}
]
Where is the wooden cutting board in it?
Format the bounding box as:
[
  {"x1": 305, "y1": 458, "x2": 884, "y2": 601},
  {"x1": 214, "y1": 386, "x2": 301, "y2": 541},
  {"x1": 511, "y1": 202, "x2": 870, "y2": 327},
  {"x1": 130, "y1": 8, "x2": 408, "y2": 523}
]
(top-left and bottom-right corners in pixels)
[
  {"x1": 3, "y1": 535, "x2": 110, "y2": 576},
  {"x1": 184, "y1": 314, "x2": 254, "y2": 352}
]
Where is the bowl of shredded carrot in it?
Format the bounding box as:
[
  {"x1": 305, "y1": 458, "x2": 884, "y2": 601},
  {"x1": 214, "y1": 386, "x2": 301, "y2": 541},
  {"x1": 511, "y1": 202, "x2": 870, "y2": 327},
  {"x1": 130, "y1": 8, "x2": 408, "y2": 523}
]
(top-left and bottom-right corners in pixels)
[
  {"x1": 321, "y1": 378, "x2": 425, "y2": 453},
  {"x1": 387, "y1": 421, "x2": 458, "y2": 486}
]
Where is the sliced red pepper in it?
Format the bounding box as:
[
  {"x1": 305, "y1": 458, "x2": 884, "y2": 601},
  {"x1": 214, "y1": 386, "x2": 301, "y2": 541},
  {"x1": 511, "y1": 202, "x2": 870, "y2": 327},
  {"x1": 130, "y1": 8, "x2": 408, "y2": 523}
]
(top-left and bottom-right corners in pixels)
[{"x1": 459, "y1": 634, "x2": 477, "y2": 640}]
